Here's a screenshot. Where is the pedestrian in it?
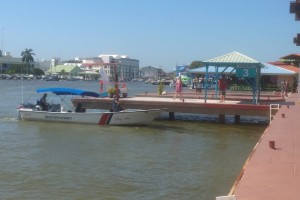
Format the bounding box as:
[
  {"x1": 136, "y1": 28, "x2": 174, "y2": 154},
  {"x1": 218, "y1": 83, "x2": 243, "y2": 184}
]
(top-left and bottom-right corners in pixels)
[
  {"x1": 280, "y1": 80, "x2": 286, "y2": 98},
  {"x1": 111, "y1": 95, "x2": 123, "y2": 112},
  {"x1": 284, "y1": 80, "x2": 289, "y2": 97},
  {"x1": 218, "y1": 74, "x2": 228, "y2": 102},
  {"x1": 173, "y1": 76, "x2": 183, "y2": 101}
]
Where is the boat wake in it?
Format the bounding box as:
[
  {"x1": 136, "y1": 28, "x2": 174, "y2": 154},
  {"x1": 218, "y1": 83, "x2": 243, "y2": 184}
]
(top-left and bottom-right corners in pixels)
[{"x1": 0, "y1": 116, "x2": 18, "y2": 123}]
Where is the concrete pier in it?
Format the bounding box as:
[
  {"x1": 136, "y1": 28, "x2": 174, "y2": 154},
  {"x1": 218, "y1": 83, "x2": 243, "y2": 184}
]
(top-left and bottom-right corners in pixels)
[{"x1": 229, "y1": 93, "x2": 300, "y2": 199}]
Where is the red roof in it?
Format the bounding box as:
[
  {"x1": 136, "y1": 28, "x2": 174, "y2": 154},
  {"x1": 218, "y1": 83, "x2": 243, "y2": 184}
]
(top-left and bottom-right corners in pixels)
[
  {"x1": 268, "y1": 62, "x2": 299, "y2": 73},
  {"x1": 280, "y1": 53, "x2": 300, "y2": 60}
]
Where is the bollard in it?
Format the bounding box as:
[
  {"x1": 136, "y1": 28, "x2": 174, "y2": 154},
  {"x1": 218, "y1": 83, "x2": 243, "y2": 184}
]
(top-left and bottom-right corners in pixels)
[
  {"x1": 269, "y1": 141, "x2": 276, "y2": 150},
  {"x1": 287, "y1": 105, "x2": 289, "y2": 108},
  {"x1": 281, "y1": 113, "x2": 285, "y2": 118}
]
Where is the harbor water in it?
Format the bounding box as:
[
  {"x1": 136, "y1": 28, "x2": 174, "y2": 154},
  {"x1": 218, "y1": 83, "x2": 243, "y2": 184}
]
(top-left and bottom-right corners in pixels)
[{"x1": 0, "y1": 80, "x2": 266, "y2": 199}]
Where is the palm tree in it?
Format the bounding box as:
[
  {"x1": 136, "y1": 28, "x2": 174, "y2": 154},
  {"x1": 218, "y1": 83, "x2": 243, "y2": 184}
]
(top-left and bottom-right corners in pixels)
[{"x1": 21, "y1": 48, "x2": 35, "y2": 74}]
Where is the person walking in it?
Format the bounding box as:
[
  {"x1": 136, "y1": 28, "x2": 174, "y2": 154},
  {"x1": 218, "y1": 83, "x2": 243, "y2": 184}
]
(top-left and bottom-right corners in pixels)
[
  {"x1": 284, "y1": 80, "x2": 289, "y2": 97},
  {"x1": 218, "y1": 74, "x2": 228, "y2": 102},
  {"x1": 173, "y1": 76, "x2": 183, "y2": 101},
  {"x1": 280, "y1": 79, "x2": 286, "y2": 98}
]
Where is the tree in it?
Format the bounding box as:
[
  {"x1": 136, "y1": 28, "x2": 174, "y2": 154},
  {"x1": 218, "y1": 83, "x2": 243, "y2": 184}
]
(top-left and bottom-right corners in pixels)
[
  {"x1": 7, "y1": 64, "x2": 24, "y2": 74},
  {"x1": 158, "y1": 80, "x2": 164, "y2": 95},
  {"x1": 21, "y1": 48, "x2": 35, "y2": 74},
  {"x1": 32, "y1": 68, "x2": 45, "y2": 76},
  {"x1": 189, "y1": 61, "x2": 203, "y2": 69},
  {"x1": 60, "y1": 69, "x2": 67, "y2": 76}
]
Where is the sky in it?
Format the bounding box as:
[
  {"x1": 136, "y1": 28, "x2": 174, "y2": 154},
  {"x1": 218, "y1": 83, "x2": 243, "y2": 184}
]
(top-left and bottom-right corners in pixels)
[{"x1": 1, "y1": 0, "x2": 299, "y2": 71}]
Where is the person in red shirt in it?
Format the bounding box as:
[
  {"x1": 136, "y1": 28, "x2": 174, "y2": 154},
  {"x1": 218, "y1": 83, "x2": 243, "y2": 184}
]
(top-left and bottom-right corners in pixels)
[{"x1": 218, "y1": 74, "x2": 228, "y2": 102}]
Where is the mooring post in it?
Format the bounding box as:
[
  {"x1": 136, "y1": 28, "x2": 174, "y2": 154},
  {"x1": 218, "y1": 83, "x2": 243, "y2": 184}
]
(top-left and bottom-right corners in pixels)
[
  {"x1": 169, "y1": 112, "x2": 175, "y2": 120},
  {"x1": 234, "y1": 115, "x2": 240, "y2": 124},
  {"x1": 219, "y1": 114, "x2": 225, "y2": 123}
]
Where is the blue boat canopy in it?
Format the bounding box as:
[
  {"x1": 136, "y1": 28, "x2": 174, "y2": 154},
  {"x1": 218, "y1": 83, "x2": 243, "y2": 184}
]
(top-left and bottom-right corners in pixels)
[{"x1": 36, "y1": 88, "x2": 101, "y2": 97}]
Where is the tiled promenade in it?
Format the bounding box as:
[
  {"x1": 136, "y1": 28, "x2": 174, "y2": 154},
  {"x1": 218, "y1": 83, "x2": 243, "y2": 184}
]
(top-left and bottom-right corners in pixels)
[{"x1": 230, "y1": 93, "x2": 300, "y2": 200}]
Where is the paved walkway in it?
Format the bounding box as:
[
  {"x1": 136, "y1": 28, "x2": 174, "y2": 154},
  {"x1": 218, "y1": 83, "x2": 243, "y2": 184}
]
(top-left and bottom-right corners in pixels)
[{"x1": 231, "y1": 93, "x2": 300, "y2": 199}]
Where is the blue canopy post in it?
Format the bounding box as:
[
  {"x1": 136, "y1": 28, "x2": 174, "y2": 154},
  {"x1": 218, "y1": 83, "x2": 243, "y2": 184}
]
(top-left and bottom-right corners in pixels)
[
  {"x1": 204, "y1": 64, "x2": 209, "y2": 103},
  {"x1": 252, "y1": 77, "x2": 257, "y2": 104},
  {"x1": 256, "y1": 65, "x2": 262, "y2": 104},
  {"x1": 241, "y1": 76, "x2": 256, "y2": 104},
  {"x1": 250, "y1": 65, "x2": 263, "y2": 104}
]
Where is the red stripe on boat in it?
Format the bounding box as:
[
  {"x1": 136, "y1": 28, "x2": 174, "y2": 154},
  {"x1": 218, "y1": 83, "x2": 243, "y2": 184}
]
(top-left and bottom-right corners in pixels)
[
  {"x1": 99, "y1": 113, "x2": 111, "y2": 125},
  {"x1": 99, "y1": 114, "x2": 110, "y2": 125}
]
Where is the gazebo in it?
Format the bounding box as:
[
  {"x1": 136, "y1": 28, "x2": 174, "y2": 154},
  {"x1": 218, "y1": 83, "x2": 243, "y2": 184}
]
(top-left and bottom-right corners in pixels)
[{"x1": 191, "y1": 51, "x2": 264, "y2": 104}]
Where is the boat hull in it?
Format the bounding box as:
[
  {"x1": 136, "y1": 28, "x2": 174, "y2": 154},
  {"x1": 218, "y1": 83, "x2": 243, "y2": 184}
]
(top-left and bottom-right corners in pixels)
[{"x1": 18, "y1": 109, "x2": 162, "y2": 125}]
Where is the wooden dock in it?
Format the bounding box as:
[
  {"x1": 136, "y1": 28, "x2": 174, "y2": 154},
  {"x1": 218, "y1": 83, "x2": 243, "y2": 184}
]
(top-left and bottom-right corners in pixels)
[{"x1": 72, "y1": 91, "x2": 284, "y2": 123}]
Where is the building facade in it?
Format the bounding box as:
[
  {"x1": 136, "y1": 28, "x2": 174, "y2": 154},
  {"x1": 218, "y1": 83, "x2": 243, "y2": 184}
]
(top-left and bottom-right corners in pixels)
[
  {"x1": 34, "y1": 59, "x2": 51, "y2": 72},
  {"x1": 140, "y1": 66, "x2": 163, "y2": 78},
  {"x1": 0, "y1": 52, "x2": 22, "y2": 73},
  {"x1": 81, "y1": 55, "x2": 139, "y2": 81},
  {"x1": 1, "y1": 51, "x2": 139, "y2": 81},
  {"x1": 46, "y1": 65, "x2": 81, "y2": 75}
]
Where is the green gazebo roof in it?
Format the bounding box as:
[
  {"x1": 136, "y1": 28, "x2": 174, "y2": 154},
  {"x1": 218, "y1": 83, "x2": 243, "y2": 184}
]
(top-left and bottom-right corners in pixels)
[{"x1": 203, "y1": 51, "x2": 263, "y2": 67}]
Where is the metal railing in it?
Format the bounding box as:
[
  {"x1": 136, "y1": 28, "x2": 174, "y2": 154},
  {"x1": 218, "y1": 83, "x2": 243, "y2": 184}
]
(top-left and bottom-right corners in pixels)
[{"x1": 270, "y1": 104, "x2": 280, "y2": 123}]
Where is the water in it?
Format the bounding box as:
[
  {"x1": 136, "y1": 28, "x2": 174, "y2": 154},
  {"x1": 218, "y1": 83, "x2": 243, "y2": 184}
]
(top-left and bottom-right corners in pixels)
[{"x1": 0, "y1": 80, "x2": 266, "y2": 199}]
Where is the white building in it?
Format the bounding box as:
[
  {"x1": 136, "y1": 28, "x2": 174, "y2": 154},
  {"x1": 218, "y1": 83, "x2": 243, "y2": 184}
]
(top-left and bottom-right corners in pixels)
[
  {"x1": 140, "y1": 66, "x2": 163, "y2": 78},
  {"x1": 34, "y1": 59, "x2": 51, "y2": 72},
  {"x1": 81, "y1": 54, "x2": 139, "y2": 81}
]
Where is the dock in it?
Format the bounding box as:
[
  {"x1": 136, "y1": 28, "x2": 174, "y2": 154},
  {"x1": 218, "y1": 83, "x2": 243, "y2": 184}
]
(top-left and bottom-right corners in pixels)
[
  {"x1": 228, "y1": 93, "x2": 300, "y2": 199},
  {"x1": 73, "y1": 91, "x2": 284, "y2": 123}
]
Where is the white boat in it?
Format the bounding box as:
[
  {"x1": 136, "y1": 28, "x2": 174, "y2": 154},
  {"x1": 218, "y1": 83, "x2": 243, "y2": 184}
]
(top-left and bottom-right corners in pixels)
[{"x1": 17, "y1": 88, "x2": 164, "y2": 126}]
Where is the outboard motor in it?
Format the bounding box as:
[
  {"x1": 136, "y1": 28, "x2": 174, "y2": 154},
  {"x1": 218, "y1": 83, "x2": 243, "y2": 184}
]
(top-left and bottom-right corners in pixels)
[
  {"x1": 35, "y1": 100, "x2": 41, "y2": 111},
  {"x1": 35, "y1": 105, "x2": 41, "y2": 111}
]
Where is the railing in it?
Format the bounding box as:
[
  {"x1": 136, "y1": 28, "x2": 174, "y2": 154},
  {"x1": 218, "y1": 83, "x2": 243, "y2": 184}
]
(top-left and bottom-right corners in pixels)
[{"x1": 269, "y1": 104, "x2": 280, "y2": 123}]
